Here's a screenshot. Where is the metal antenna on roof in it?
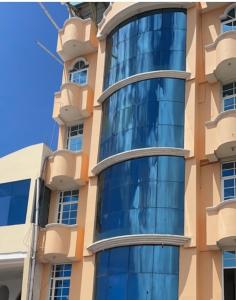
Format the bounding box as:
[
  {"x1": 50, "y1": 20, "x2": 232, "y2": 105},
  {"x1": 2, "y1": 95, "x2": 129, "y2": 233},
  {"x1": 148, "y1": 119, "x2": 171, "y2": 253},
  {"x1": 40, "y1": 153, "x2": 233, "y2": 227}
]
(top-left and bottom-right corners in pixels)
[
  {"x1": 38, "y1": 2, "x2": 60, "y2": 31},
  {"x1": 36, "y1": 41, "x2": 63, "y2": 66}
]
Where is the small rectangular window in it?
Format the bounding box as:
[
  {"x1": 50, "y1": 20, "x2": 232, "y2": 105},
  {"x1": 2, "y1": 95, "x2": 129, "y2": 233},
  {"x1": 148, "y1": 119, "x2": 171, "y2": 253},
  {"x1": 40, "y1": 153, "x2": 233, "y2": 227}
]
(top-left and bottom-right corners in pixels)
[
  {"x1": 66, "y1": 123, "x2": 83, "y2": 152},
  {"x1": 222, "y1": 161, "x2": 236, "y2": 201},
  {"x1": 222, "y1": 82, "x2": 236, "y2": 111},
  {"x1": 223, "y1": 251, "x2": 236, "y2": 300},
  {"x1": 57, "y1": 190, "x2": 79, "y2": 225},
  {"x1": 0, "y1": 179, "x2": 31, "y2": 226},
  {"x1": 49, "y1": 264, "x2": 72, "y2": 300},
  {"x1": 70, "y1": 69, "x2": 88, "y2": 85}
]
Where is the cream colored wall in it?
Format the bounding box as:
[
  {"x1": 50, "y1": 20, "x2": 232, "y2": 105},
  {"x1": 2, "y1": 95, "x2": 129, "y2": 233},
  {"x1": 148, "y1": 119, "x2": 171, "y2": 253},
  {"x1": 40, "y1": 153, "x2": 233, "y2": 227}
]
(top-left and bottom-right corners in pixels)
[
  {"x1": 0, "y1": 143, "x2": 51, "y2": 300},
  {"x1": 198, "y1": 251, "x2": 222, "y2": 300},
  {"x1": 179, "y1": 247, "x2": 197, "y2": 300},
  {"x1": 181, "y1": 3, "x2": 229, "y2": 300},
  {"x1": 0, "y1": 143, "x2": 51, "y2": 253}
]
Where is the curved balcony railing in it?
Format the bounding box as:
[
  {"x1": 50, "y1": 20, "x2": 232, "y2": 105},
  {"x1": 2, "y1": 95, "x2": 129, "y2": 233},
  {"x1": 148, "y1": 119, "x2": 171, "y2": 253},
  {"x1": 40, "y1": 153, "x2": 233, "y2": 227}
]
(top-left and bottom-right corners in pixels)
[
  {"x1": 205, "y1": 110, "x2": 236, "y2": 161},
  {"x1": 206, "y1": 200, "x2": 236, "y2": 249},
  {"x1": 53, "y1": 83, "x2": 93, "y2": 125},
  {"x1": 37, "y1": 224, "x2": 83, "y2": 262},
  {"x1": 205, "y1": 31, "x2": 236, "y2": 83},
  {"x1": 45, "y1": 150, "x2": 88, "y2": 190},
  {"x1": 57, "y1": 17, "x2": 98, "y2": 61}
]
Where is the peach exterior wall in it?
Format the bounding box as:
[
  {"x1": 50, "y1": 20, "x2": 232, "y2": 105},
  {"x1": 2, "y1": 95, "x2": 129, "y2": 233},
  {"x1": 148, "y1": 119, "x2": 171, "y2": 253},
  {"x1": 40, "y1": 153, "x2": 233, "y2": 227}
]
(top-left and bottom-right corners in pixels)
[{"x1": 39, "y1": 2, "x2": 234, "y2": 300}]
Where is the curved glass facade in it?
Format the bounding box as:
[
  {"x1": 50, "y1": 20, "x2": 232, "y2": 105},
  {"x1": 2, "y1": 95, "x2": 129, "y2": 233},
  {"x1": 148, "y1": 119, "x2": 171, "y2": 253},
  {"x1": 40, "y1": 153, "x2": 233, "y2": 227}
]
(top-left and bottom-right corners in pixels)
[
  {"x1": 104, "y1": 8, "x2": 187, "y2": 89},
  {"x1": 99, "y1": 78, "x2": 185, "y2": 161},
  {"x1": 95, "y1": 245, "x2": 179, "y2": 300},
  {"x1": 96, "y1": 156, "x2": 184, "y2": 240}
]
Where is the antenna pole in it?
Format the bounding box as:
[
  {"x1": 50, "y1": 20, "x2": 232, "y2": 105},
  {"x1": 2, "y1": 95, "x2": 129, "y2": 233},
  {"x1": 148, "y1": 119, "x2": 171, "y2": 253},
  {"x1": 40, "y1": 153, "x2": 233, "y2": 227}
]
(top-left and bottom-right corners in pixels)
[
  {"x1": 38, "y1": 2, "x2": 60, "y2": 31},
  {"x1": 36, "y1": 41, "x2": 63, "y2": 66}
]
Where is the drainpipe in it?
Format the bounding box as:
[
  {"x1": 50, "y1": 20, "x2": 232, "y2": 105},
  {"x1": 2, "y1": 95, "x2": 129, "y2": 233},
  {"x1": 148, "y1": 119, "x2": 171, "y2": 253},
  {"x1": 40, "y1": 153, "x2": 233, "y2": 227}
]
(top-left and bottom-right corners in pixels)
[{"x1": 27, "y1": 156, "x2": 49, "y2": 300}]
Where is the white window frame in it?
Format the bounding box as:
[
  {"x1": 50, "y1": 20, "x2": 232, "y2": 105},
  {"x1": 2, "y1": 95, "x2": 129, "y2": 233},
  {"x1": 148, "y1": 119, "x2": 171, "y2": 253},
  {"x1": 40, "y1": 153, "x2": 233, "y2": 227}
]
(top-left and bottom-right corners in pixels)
[
  {"x1": 221, "y1": 161, "x2": 236, "y2": 201},
  {"x1": 70, "y1": 68, "x2": 88, "y2": 86},
  {"x1": 222, "y1": 81, "x2": 236, "y2": 112},
  {"x1": 221, "y1": 6, "x2": 236, "y2": 33},
  {"x1": 66, "y1": 122, "x2": 84, "y2": 152},
  {"x1": 69, "y1": 58, "x2": 88, "y2": 86},
  {"x1": 57, "y1": 190, "x2": 79, "y2": 225},
  {"x1": 48, "y1": 264, "x2": 72, "y2": 300}
]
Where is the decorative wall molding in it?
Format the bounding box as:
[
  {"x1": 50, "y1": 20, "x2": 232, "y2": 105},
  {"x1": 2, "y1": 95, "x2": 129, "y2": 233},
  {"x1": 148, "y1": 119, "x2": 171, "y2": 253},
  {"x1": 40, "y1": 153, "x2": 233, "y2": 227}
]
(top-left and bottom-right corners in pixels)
[
  {"x1": 97, "y1": 2, "x2": 193, "y2": 40},
  {"x1": 206, "y1": 199, "x2": 236, "y2": 212},
  {"x1": 45, "y1": 223, "x2": 77, "y2": 229},
  {"x1": 97, "y1": 70, "x2": 191, "y2": 104},
  {"x1": 97, "y1": 3, "x2": 113, "y2": 30},
  {"x1": 92, "y1": 147, "x2": 190, "y2": 175},
  {"x1": 205, "y1": 31, "x2": 236, "y2": 51},
  {"x1": 48, "y1": 149, "x2": 83, "y2": 161},
  {"x1": 87, "y1": 234, "x2": 191, "y2": 253},
  {"x1": 219, "y1": 3, "x2": 236, "y2": 20},
  {"x1": 205, "y1": 110, "x2": 236, "y2": 128},
  {"x1": 59, "y1": 16, "x2": 92, "y2": 33}
]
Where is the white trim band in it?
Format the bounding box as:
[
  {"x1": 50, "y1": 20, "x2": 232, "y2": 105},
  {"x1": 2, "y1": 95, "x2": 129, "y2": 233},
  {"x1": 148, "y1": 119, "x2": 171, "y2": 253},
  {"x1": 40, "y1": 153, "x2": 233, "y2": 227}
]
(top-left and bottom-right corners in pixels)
[
  {"x1": 207, "y1": 199, "x2": 236, "y2": 212},
  {"x1": 92, "y1": 147, "x2": 189, "y2": 175},
  {"x1": 205, "y1": 110, "x2": 236, "y2": 128},
  {"x1": 205, "y1": 31, "x2": 236, "y2": 51},
  {"x1": 97, "y1": 70, "x2": 191, "y2": 105},
  {"x1": 45, "y1": 223, "x2": 77, "y2": 229},
  {"x1": 97, "y1": 2, "x2": 193, "y2": 40},
  {"x1": 87, "y1": 234, "x2": 191, "y2": 253},
  {"x1": 0, "y1": 252, "x2": 27, "y2": 261}
]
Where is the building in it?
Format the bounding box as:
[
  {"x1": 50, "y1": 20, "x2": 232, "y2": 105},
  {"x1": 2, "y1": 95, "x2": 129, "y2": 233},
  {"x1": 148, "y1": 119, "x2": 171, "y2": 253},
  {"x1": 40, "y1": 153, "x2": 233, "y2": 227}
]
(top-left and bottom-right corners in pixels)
[
  {"x1": 0, "y1": 144, "x2": 51, "y2": 300},
  {"x1": 2, "y1": 2, "x2": 236, "y2": 300}
]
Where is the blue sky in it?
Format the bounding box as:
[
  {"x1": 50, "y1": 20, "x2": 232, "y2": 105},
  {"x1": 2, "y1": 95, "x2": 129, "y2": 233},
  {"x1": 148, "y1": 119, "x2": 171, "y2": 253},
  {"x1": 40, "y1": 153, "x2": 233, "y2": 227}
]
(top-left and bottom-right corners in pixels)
[{"x1": 0, "y1": 3, "x2": 68, "y2": 157}]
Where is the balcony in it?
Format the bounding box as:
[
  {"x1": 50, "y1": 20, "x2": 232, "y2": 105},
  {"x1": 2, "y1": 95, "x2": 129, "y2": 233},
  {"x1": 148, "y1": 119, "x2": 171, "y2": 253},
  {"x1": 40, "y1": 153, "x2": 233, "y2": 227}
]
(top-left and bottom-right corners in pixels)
[
  {"x1": 53, "y1": 83, "x2": 93, "y2": 125},
  {"x1": 38, "y1": 224, "x2": 83, "y2": 263},
  {"x1": 205, "y1": 110, "x2": 236, "y2": 161},
  {"x1": 206, "y1": 200, "x2": 236, "y2": 249},
  {"x1": 57, "y1": 17, "x2": 98, "y2": 61},
  {"x1": 205, "y1": 31, "x2": 236, "y2": 83},
  {"x1": 45, "y1": 150, "x2": 88, "y2": 190}
]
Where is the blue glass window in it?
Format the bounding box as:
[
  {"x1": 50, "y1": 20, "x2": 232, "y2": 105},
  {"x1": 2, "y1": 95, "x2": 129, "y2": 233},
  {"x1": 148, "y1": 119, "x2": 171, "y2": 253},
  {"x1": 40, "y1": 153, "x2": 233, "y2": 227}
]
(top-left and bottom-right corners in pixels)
[
  {"x1": 69, "y1": 60, "x2": 88, "y2": 85},
  {"x1": 223, "y1": 250, "x2": 236, "y2": 299},
  {"x1": 99, "y1": 78, "x2": 185, "y2": 161},
  {"x1": 221, "y1": 7, "x2": 236, "y2": 33},
  {"x1": 66, "y1": 123, "x2": 83, "y2": 152},
  {"x1": 0, "y1": 179, "x2": 30, "y2": 226},
  {"x1": 95, "y1": 245, "x2": 179, "y2": 300},
  {"x1": 222, "y1": 162, "x2": 236, "y2": 201},
  {"x1": 49, "y1": 264, "x2": 72, "y2": 300},
  {"x1": 96, "y1": 156, "x2": 184, "y2": 240},
  {"x1": 104, "y1": 8, "x2": 187, "y2": 89},
  {"x1": 222, "y1": 82, "x2": 236, "y2": 111},
  {"x1": 57, "y1": 190, "x2": 79, "y2": 225},
  {"x1": 224, "y1": 251, "x2": 236, "y2": 269}
]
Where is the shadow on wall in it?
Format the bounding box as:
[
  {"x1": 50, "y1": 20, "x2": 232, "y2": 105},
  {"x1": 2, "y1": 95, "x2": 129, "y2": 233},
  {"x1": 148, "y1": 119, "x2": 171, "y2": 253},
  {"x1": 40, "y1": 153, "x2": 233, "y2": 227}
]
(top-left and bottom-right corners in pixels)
[
  {"x1": 0, "y1": 285, "x2": 9, "y2": 300},
  {"x1": 0, "y1": 285, "x2": 21, "y2": 300},
  {"x1": 16, "y1": 293, "x2": 21, "y2": 300}
]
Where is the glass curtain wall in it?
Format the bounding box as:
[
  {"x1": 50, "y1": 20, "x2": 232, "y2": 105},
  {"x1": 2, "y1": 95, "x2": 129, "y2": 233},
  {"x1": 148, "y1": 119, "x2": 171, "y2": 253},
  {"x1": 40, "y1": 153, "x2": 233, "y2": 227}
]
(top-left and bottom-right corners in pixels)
[
  {"x1": 104, "y1": 8, "x2": 187, "y2": 89},
  {"x1": 95, "y1": 245, "x2": 179, "y2": 300},
  {"x1": 96, "y1": 156, "x2": 184, "y2": 240},
  {"x1": 95, "y1": 8, "x2": 187, "y2": 300}
]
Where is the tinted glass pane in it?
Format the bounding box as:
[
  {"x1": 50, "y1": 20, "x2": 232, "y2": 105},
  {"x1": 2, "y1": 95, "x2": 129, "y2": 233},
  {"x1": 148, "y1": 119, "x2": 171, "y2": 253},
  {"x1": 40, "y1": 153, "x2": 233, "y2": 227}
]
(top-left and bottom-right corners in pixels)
[
  {"x1": 96, "y1": 156, "x2": 184, "y2": 239},
  {"x1": 99, "y1": 78, "x2": 185, "y2": 160},
  {"x1": 95, "y1": 245, "x2": 179, "y2": 300},
  {"x1": 104, "y1": 9, "x2": 187, "y2": 89},
  {"x1": 0, "y1": 179, "x2": 30, "y2": 226}
]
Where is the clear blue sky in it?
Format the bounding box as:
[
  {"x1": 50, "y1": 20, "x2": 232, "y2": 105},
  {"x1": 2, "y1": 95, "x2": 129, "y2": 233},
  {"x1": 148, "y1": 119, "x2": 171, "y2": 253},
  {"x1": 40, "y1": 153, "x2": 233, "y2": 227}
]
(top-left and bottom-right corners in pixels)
[{"x1": 0, "y1": 3, "x2": 68, "y2": 157}]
